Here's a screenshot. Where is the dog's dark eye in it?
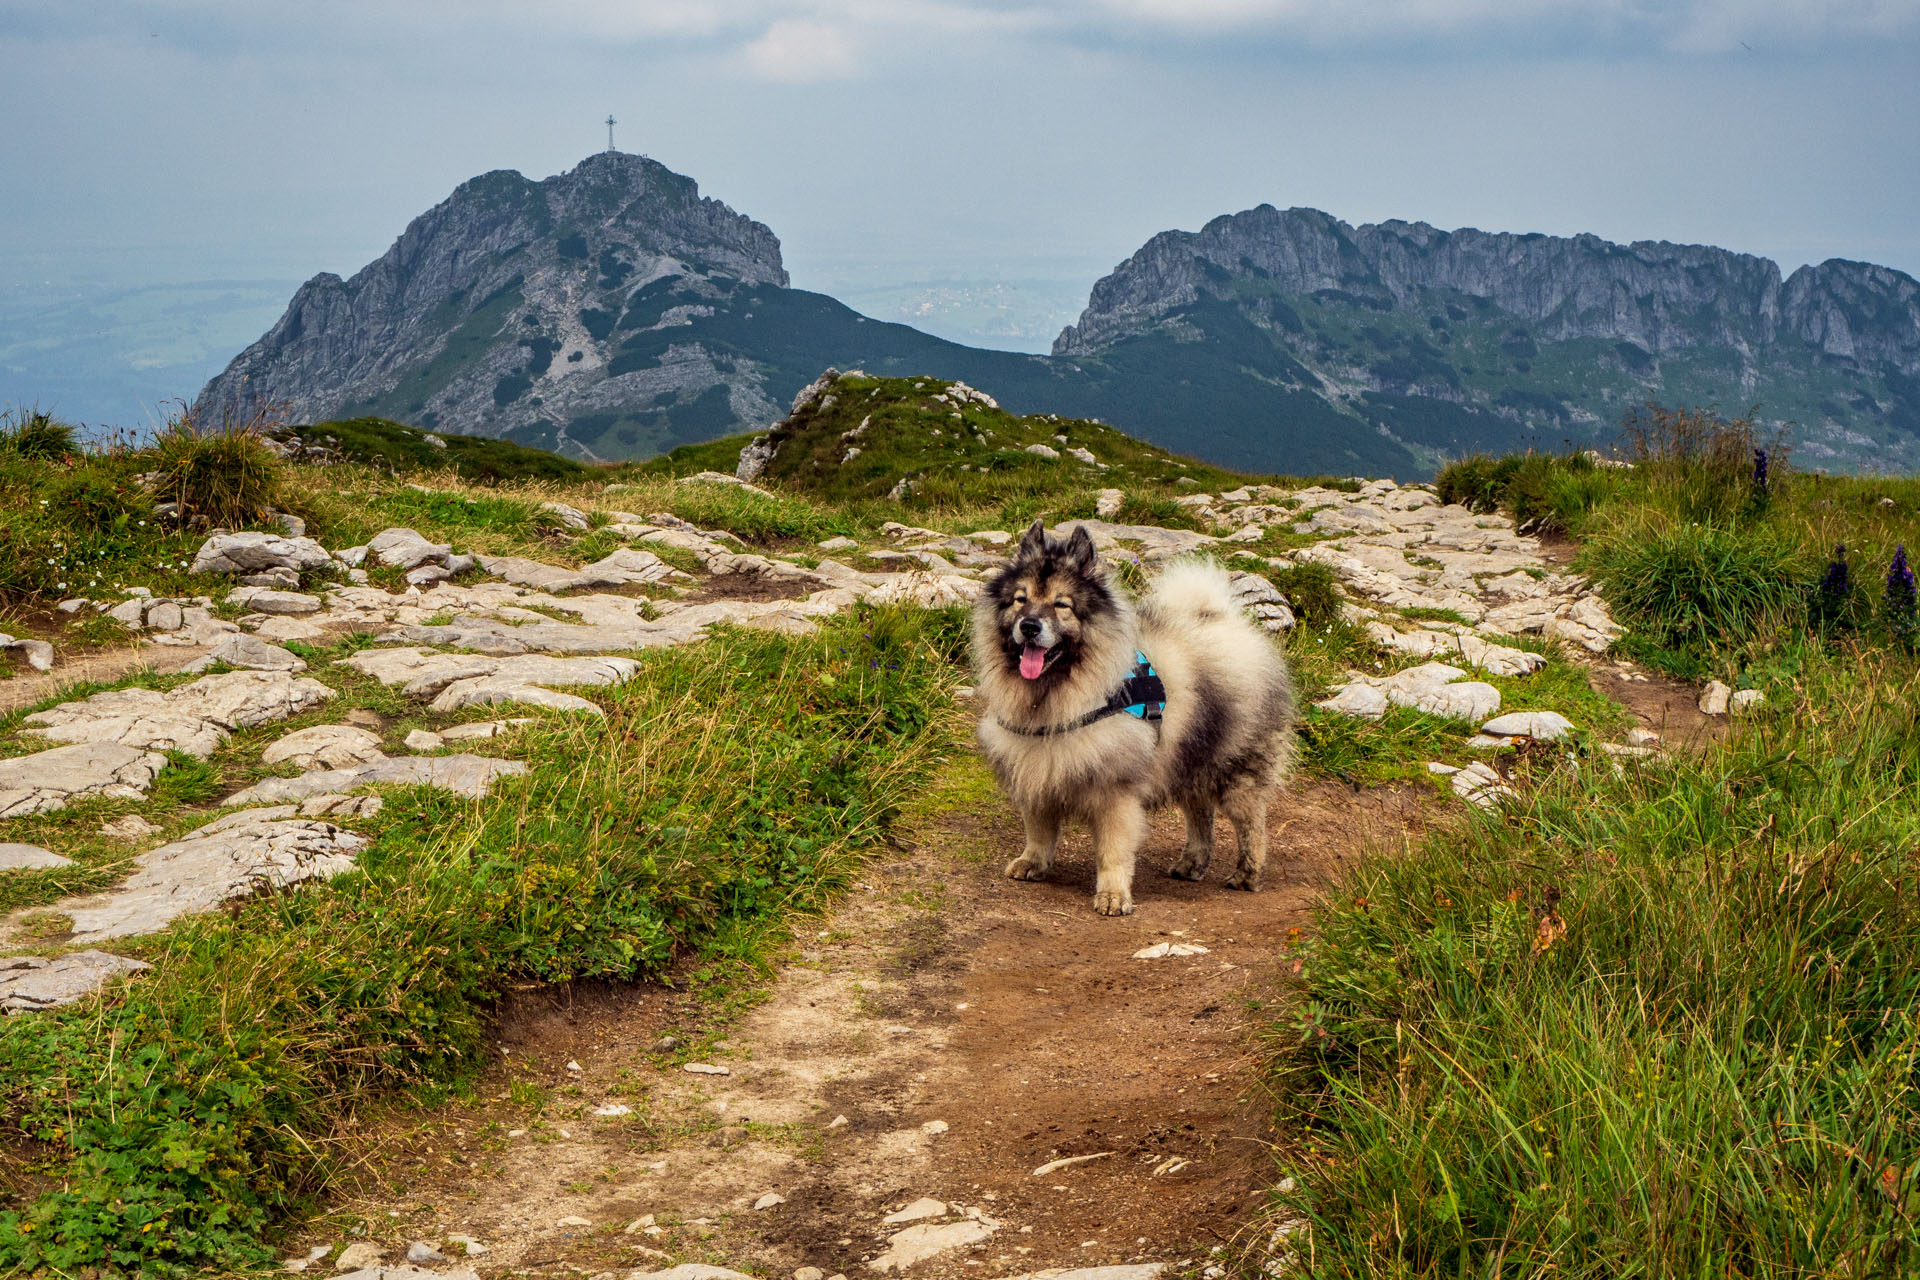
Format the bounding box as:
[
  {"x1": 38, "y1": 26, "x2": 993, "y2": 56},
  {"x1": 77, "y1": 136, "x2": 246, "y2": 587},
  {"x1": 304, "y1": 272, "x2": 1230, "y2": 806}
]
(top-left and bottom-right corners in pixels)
[
  {"x1": 1013, "y1": 593, "x2": 1028, "y2": 605},
  {"x1": 1055, "y1": 598, "x2": 1074, "y2": 612}
]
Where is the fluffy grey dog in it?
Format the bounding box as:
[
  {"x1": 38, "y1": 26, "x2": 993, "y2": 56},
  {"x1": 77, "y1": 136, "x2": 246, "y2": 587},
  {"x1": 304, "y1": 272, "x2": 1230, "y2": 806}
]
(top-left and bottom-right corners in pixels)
[{"x1": 972, "y1": 521, "x2": 1297, "y2": 916}]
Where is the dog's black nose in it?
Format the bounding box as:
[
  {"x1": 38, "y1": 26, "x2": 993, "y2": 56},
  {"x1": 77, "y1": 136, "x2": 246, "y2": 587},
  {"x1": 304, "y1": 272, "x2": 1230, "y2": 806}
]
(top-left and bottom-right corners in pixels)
[{"x1": 1018, "y1": 617, "x2": 1042, "y2": 640}]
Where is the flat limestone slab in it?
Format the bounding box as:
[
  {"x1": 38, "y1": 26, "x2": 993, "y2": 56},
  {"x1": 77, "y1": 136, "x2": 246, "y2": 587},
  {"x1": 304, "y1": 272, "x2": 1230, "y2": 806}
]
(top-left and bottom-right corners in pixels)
[
  {"x1": 261, "y1": 724, "x2": 387, "y2": 771},
  {"x1": 222, "y1": 754, "x2": 529, "y2": 807},
  {"x1": 340, "y1": 649, "x2": 642, "y2": 715},
  {"x1": 23, "y1": 671, "x2": 335, "y2": 758},
  {"x1": 1, "y1": 950, "x2": 152, "y2": 1013},
  {"x1": 0, "y1": 843, "x2": 73, "y2": 871},
  {"x1": 479, "y1": 548, "x2": 685, "y2": 592},
  {"x1": 0, "y1": 742, "x2": 169, "y2": 818},
  {"x1": 340, "y1": 649, "x2": 640, "y2": 697},
  {"x1": 181, "y1": 634, "x2": 308, "y2": 673},
  {"x1": 376, "y1": 618, "x2": 704, "y2": 657},
  {"x1": 57, "y1": 810, "x2": 370, "y2": 943}
]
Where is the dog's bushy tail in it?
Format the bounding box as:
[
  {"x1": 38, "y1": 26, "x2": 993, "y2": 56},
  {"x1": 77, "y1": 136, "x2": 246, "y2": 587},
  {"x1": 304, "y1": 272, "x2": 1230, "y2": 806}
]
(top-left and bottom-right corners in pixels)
[{"x1": 1143, "y1": 557, "x2": 1242, "y2": 626}]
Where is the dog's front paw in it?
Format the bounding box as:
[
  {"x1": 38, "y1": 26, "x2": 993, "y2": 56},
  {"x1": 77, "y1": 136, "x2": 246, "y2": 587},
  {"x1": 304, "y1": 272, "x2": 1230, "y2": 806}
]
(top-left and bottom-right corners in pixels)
[
  {"x1": 1093, "y1": 889, "x2": 1135, "y2": 916},
  {"x1": 1223, "y1": 869, "x2": 1261, "y2": 892},
  {"x1": 1005, "y1": 855, "x2": 1050, "y2": 881}
]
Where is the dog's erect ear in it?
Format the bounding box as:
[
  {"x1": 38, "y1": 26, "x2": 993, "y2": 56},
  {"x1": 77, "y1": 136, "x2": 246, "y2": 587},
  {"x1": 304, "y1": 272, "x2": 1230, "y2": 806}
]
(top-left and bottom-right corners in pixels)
[
  {"x1": 1017, "y1": 519, "x2": 1048, "y2": 562},
  {"x1": 1065, "y1": 524, "x2": 1098, "y2": 574}
]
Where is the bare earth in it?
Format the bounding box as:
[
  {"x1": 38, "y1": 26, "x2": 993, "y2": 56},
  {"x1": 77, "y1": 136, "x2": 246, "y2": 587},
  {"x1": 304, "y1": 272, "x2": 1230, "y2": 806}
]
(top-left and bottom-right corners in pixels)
[{"x1": 304, "y1": 769, "x2": 1436, "y2": 1278}]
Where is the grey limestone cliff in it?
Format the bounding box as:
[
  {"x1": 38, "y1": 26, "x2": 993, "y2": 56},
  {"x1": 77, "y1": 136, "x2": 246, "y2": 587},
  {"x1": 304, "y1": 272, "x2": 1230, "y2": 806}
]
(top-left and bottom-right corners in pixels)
[
  {"x1": 1055, "y1": 205, "x2": 1920, "y2": 371},
  {"x1": 196, "y1": 152, "x2": 790, "y2": 458}
]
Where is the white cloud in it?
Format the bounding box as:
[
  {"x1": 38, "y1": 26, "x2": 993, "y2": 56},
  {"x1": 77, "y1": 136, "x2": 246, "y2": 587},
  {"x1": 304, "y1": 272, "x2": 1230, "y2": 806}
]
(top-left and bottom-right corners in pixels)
[
  {"x1": 739, "y1": 17, "x2": 862, "y2": 80},
  {"x1": 1081, "y1": 0, "x2": 1920, "y2": 50}
]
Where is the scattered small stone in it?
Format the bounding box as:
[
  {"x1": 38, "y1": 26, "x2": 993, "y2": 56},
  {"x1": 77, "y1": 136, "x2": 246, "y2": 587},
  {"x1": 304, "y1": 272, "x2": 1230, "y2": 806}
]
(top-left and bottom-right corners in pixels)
[
  {"x1": 1447, "y1": 761, "x2": 1515, "y2": 809},
  {"x1": 1479, "y1": 710, "x2": 1575, "y2": 741},
  {"x1": 869, "y1": 1219, "x2": 999, "y2": 1273},
  {"x1": 1699, "y1": 680, "x2": 1732, "y2": 716},
  {"x1": 406, "y1": 1241, "x2": 448, "y2": 1264},
  {"x1": 683, "y1": 1062, "x2": 730, "y2": 1075},
  {"x1": 654, "y1": 1034, "x2": 680, "y2": 1051},
  {"x1": 282, "y1": 1243, "x2": 333, "y2": 1272},
  {"x1": 1024, "y1": 443, "x2": 1060, "y2": 459},
  {"x1": 883, "y1": 1197, "x2": 949, "y2": 1224},
  {"x1": 230, "y1": 588, "x2": 323, "y2": 616},
  {"x1": 623, "y1": 1215, "x2": 657, "y2": 1234},
  {"x1": 753, "y1": 1191, "x2": 786, "y2": 1210},
  {"x1": 1133, "y1": 942, "x2": 1210, "y2": 959},
  {"x1": 445, "y1": 1235, "x2": 487, "y2": 1257},
  {"x1": 540, "y1": 502, "x2": 591, "y2": 530},
  {"x1": 99, "y1": 814, "x2": 160, "y2": 840},
  {"x1": 555, "y1": 1214, "x2": 594, "y2": 1229},
  {"x1": 403, "y1": 729, "x2": 444, "y2": 751},
  {"x1": 1730, "y1": 689, "x2": 1766, "y2": 714},
  {"x1": 333, "y1": 1241, "x2": 383, "y2": 1272},
  {"x1": 920, "y1": 1119, "x2": 949, "y2": 1136},
  {"x1": 1626, "y1": 728, "x2": 1661, "y2": 747},
  {"x1": 0, "y1": 634, "x2": 56, "y2": 672},
  {"x1": 1032, "y1": 1151, "x2": 1114, "y2": 1177},
  {"x1": 827, "y1": 1114, "x2": 849, "y2": 1129},
  {"x1": 191, "y1": 531, "x2": 332, "y2": 577},
  {"x1": 593, "y1": 1103, "x2": 633, "y2": 1117},
  {"x1": 885, "y1": 1024, "x2": 913, "y2": 1035},
  {"x1": 795, "y1": 1268, "x2": 826, "y2": 1280}
]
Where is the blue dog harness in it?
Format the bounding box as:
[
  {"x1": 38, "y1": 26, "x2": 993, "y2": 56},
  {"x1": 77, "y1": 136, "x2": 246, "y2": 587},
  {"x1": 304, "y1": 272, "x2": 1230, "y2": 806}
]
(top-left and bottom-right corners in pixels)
[{"x1": 996, "y1": 651, "x2": 1165, "y2": 737}]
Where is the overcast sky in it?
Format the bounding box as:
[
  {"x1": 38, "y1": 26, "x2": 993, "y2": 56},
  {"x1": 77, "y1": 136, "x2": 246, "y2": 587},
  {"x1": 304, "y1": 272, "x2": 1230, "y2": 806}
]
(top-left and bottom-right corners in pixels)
[{"x1": 4, "y1": 1, "x2": 1919, "y2": 363}]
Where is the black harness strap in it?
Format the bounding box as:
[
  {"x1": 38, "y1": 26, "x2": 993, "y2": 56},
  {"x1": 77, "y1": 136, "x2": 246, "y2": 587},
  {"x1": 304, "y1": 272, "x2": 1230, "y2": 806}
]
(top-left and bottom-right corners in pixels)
[{"x1": 995, "y1": 651, "x2": 1165, "y2": 738}]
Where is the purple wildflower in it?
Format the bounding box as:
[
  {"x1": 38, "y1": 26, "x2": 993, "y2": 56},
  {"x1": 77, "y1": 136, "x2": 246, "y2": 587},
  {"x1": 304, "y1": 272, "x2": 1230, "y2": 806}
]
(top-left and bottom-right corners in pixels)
[
  {"x1": 1814, "y1": 543, "x2": 1850, "y2": 630},
  {"x1": 1887, "y1": 544, "x2": 1916, "y2": 645}
]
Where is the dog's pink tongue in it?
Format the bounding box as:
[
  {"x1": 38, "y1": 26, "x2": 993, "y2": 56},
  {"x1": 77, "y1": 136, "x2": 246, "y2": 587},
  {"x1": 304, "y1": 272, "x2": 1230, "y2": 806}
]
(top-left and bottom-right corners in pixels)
[{"x1": 1019, "y1": 645, "x2": 1047, "y2": 680}]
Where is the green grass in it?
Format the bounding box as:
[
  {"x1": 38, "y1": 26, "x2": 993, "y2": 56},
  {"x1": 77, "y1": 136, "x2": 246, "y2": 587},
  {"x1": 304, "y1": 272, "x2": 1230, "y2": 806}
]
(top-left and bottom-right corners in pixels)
[
  {"x1": 295, "y1": 416, "x2": 587, "y2": 484},
  {"x1": 1270, "y1": 650, "x2": 1920, "y2": 1277},
  {"x1": 1268, "y1": 424, "x2": 1920, "y2": 1277},
  {"x1": 0, "y1": 607, "x2": 964, "y2": 1274}
]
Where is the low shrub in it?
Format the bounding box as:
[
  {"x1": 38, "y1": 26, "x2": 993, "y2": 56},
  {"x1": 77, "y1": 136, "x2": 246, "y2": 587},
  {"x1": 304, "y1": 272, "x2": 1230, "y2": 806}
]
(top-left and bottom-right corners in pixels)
[{"x1": 1434, "y1": 452, "x2": 1614, "y2": 533}]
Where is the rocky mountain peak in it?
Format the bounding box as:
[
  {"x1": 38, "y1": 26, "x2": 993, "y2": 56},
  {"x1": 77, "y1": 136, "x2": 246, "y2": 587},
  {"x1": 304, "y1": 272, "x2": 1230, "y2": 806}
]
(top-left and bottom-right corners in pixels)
[{"x1": 194, "y1": 153, "x2": 788, "y2": 449}]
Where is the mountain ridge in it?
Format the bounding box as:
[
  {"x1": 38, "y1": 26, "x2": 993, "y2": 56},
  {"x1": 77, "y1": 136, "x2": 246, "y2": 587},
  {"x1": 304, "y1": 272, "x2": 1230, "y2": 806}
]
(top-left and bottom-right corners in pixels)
[{"x1": 197, "y1": 156, "x2": 1920, "y2": 477}]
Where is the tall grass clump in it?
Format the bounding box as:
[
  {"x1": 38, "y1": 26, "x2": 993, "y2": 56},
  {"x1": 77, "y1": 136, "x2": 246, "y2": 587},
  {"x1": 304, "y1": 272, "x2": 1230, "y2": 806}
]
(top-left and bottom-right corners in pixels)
[
  {"x1": 0, "y1": 408, "x2": 79, "y2": 461},
  {"x1": 1270, "y1": 653, "x2": 1920, "y2": 1277},
  {"x1": 144, "y1": 404, "x2": 285, "y2": 530},
  {"x1": 1582, "y1": 519, "x2": 1809, "y2": 672},
  {"x1": 1619, "y1": 402, "x2": 1788, "y2": 524}
]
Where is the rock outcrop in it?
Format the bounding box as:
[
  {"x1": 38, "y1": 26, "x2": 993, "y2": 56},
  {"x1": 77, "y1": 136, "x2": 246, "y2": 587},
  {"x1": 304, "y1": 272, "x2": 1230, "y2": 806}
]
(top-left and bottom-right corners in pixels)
[{"x1": 1053, "y1": 205, "x2": 1920, "y2": 471}]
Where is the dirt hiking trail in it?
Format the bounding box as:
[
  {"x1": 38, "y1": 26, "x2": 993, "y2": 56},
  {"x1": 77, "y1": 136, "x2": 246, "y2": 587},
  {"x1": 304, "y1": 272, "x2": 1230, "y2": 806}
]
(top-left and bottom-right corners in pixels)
[{"x1": 303, "y1": 759, "x2": 1433, "y2": 1280}]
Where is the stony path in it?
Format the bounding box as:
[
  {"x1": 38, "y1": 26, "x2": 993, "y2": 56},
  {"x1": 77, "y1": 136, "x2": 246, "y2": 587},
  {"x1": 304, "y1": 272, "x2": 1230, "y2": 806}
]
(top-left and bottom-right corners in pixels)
[{"x1": 0, "y1": 470, "x2": 1699, "y2": 1275}]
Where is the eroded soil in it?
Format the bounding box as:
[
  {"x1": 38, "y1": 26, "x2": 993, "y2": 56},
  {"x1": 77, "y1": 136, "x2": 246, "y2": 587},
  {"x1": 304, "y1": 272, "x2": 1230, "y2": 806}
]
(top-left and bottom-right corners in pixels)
[{"x1": 301, "y1": 770, "x2": 1435, "y2": 1278}]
